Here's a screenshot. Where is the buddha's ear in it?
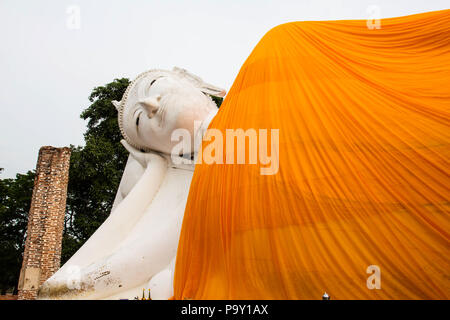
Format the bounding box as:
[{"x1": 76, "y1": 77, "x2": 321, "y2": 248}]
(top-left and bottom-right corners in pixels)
[
  {"x1": 199, "y1": 83, "x2": 227, "y2": 97},
  {"x1": 173, "y1": 66, "x2": 202, "y2": 84},
  {"x1": 112, "y1": 100, "x2": 121, "y2": 111},
  {"x1": 172, "y1": 66, "x2": 226, "y2": 97}
]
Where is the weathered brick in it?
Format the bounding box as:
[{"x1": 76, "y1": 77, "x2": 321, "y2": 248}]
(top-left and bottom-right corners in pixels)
[{"x1": 17, "y1": 146, "x2": 71, "y2": 300}]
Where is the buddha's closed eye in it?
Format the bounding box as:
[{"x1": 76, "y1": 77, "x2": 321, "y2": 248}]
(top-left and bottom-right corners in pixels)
[{"x1": 135, "y1": 110, "x2": 143, "y2": 127}]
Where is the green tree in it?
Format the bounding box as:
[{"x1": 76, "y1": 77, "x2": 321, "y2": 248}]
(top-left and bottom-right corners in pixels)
[
  {"x1": 0, "y1": 170, "x2": 35, "y2": 294},
  {"x1": 62, "y1": 78, "x2": 130, "y2": 263},
  {"x1": 211, "y1": 95, "x2": 223, "y2": 108}
]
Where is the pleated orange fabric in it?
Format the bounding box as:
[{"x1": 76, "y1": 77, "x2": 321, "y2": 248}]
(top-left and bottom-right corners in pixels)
[{"x1": 174, "y1": 10, "x2": 450, "y2": 299}]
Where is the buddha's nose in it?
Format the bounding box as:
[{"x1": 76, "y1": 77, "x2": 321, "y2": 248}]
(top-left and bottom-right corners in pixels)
[{"x1": 139, "y1": 95, "x2": 161, "y2": 118}]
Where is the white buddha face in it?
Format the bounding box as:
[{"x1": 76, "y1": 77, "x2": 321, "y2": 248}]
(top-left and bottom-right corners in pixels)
[{"x1": 116, "y1": 68, "x2": 225, "y2": 155}]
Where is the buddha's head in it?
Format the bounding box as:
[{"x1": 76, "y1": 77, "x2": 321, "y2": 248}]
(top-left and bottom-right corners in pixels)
[{"x1": 113, "y1": 67, "x2": 226, "y2": 155}]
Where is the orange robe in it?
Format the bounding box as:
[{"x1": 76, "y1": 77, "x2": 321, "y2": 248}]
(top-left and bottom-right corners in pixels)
[{"x1": 174, "y1": 10, "x2": 450, "y2": 299}]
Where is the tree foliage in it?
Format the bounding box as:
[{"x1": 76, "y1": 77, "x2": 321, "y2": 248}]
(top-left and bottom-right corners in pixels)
[
  {"x1": 0, "y1": 170, "x2": 35, "y2": 294},
  {"x1": 63, "y1": 78, "x2": 130, "y2": 262}
]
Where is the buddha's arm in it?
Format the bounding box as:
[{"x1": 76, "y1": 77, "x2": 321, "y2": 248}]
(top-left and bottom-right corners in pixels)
[
  {"x1": 111, "y1": 154, "x2": 144, "y2": 211},
  {"x1": 112, "y1": 140, "x2": 156, "y2": 211},
  {"x1": 38, "y1": 144, "x2": 168, "y2": 299},
  {"x1": 40, "y1": 164, "x2": 191, "y2": 300}
]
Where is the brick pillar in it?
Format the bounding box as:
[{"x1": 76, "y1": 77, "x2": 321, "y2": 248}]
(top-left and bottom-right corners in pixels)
[{"x1": 17, "y1": 146, "x2": 71, "y2": 300}]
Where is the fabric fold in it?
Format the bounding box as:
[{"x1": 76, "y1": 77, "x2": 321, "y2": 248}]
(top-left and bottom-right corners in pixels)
[{"x1": 174, "y1": 10, "x2": 450, "y2": 299}]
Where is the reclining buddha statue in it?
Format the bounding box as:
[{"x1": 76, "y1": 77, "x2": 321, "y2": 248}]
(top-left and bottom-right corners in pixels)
[
  {"x1": 39, "y1": 10, "x2": 450, "y2": 300},
  {"x1": 38, "y1": 67, "x2": 226, "y2": 300}
]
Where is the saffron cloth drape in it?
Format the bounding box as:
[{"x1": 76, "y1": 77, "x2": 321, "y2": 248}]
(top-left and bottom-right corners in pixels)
[{"x1": 174, "y1": 10, "x2": 450, "y2": 299}]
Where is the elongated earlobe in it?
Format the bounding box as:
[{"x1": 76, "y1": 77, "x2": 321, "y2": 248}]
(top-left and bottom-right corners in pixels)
[
  {"x1": 112, "y1": 100, "x2": 121, "y2": 111},
  {"x1": 172, "y1": 66, "x2": 226, "y2": 97},
  {"x1": 200, "y1": 85, "x2": 227, "y2": 97}
]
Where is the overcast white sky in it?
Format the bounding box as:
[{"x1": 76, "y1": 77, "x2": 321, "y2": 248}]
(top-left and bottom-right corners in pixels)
[{"x1": 0, "y1": 0, "x2": 448, "y2": 178}]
